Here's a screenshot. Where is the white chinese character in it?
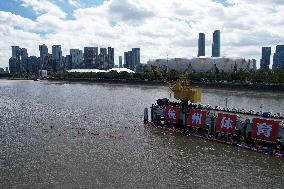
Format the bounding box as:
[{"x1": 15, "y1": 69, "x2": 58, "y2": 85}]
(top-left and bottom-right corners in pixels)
[
  {"x1": 168, "y1": 109, "x2": 176, "y2": 119},
  {"x1": 221, "y1": 117, "x2": 233, "y2": 129},
  {"x1": 192, "y1": 113, "x2": 202, "y2": 124},
  {"x1": 257, "y1": 123, "x2": 272, "y2": 137}
]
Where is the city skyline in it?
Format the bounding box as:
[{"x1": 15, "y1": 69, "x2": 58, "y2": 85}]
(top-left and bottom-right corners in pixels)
[
  {"x1": 8, "y1": 44, "x2": 123, "y2": 73},
  {"x1": 1, "y1": 0, "x2": 284, "y2": 68}
]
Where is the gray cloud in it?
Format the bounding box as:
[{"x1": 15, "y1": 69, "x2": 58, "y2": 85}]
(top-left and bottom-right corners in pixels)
[
  {"x1": 170, "y1": 36, "x2": 197, "y2": 48},
  {"x1": 108, "y1": 0, "x2": 155, "y2": 24}
]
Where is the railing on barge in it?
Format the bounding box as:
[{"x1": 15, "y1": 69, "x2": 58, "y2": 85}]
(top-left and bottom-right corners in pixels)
[{"x1": 146, "y1": 99, "x2": 284, "y2": 158}]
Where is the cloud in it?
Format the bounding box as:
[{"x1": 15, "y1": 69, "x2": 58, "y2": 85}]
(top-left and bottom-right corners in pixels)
[
  {"x1": 0, "y1": 11, "x2": 37, "y2": 30},
  {"x1": 108, "y1": 0, "x2": 155, "y2": 24},
  {"x1": 20, "y1": 0, "x2": 66, "y2": 18},
  {"x1": 227, "y1": 0, "x2": 284, "y2": 6},
  {"x1": 0, "y1": 0, "x2": 284, "y2": 68},
  {"x1": 68, "y1": 0, "x2": 80, "y2": 7}
]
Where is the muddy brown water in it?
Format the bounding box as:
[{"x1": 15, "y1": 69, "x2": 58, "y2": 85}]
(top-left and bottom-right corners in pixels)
[{"x1": 0, "y1": 80, "x2": 283, "y2": 188}]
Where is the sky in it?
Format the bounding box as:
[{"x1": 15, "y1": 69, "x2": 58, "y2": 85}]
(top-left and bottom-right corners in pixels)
[{"x1": 0, "y1": 0, "x2": 284, "y2": 68}]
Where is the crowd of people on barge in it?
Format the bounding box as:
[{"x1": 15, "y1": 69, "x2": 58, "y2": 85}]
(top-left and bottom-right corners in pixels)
[{"x1": 149, "y1": 98, "x2": 284, "y2": 156}]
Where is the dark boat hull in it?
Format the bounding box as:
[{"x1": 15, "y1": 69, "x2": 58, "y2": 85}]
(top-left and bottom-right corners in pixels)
[{"x1": 148, "y1": 99, "x2": 284, "y2": 158}]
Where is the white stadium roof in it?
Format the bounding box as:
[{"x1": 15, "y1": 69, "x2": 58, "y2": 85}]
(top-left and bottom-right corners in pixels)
[{"x1": 67, "y1": 68, "x2": 135, "y2": 73}]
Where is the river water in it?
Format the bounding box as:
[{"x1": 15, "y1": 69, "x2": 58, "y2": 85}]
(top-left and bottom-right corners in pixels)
[{"x1": 0, "y1": 80, "x2": 283, "y2": 188}]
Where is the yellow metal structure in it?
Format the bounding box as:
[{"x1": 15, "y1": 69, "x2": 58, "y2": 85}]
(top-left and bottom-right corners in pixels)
[
  {"x1": 154, "y1": 66, "x2": 202, "y2": 103},
  {"x1": 171, "y1": 75, "x2": 201, "y2": 103}
]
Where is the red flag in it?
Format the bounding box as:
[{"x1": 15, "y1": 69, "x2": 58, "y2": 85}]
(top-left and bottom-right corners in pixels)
[
  {"x1": 164, "y1": 106, "x2": 180, "y2": 123},
  {"x1": 216, "y1": 113, "x2": 238, "y2": 134},
  {"x1": 252, "y1": 118, "x2": 279, "y2": 142},
  {"x1": 187, "y1": 109, "x2": 207, "y2": 128}
]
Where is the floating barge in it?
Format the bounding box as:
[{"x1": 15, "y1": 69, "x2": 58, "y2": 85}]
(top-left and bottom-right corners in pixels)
[
  {"x1": 147, "y1": 98, "x2": 284, "y2": 158},
  {"x1": 145, "y1": 70, "x2": 283, "y2": 158}
]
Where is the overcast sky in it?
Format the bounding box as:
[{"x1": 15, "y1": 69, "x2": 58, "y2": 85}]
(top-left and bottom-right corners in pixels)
[{"x1": 0, "y1": 0, "x2": 284, "y2": 68}]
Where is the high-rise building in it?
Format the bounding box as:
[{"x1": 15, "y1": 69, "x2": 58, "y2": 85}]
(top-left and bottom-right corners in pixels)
[
  {"x1": 99, "y1": 48, "x2": 108, "y2": 69},
  {"x1": 21, "y1": 48, "x2": 28, "y2": 59},
  {"x1": 70, "y1": 49, "x2": 83, "y2": 69},
  {"x1": 27, "y1": 56, "x2": 41, "y2": 74},
  {"x1": 124, "y1": 48, "x2": 140, "y2": 71},
  {"x1": 212, "y1": 30, "x2": 220, "y2": 57},
  {"x1": 39, "y1": 44, "x2": 48, "y2": 71},
  {"x1": 42, "y1": 53, "x2": 53, "y2": 71},
  {"x1": 119, "y1": 56, "x2": 123, "y2": 68},
  {"x1": 84, "y1": 47, "x2": 98, "y2": 69},
  {"x1": 21, "y1": 48, "x2": 29, "y2": 72},
  {"x1": 273, "y1": 45, "x2": 284, "y2": 70},
  {"x1": 252, "y1": 59, "x2": 257, "y2": 70},
  {"x1": 52, "y1": 45, "x2": 62, "y2": 71},
  {"x1": 198, "y1": 33, "x2": 205, "y2": 57},
  {"x1": 39, "y1": 44, "x2": 48, "y2": 59},
  {"x1": 9, "y1": 46, "x2": 21, "y2": 73},
  {"x1": 11, "y1": 46, "x2": 21, "y2": 58},
  {"x1": 260, "y1": 47, "x2": 271, "y2": 70},
  {"x1": 124, "y1": 51, "x2": 133, "y2": 70},
  {"x1": 107, "y1": 47, "x2": 114, "y2": 69},
  {"x1": 100, "y1": 48, "x2": 107, "y2": 55},
  {"x1": 124, "y1": 52, "x2": 128, "y2": 68},
  {"x1": 39, "y1": 44, "x2": 48, "y2": 65},
  {"x1": 132, "y1": 48, "x2": 140, "y2": 70},
  {"x1": 65, "y1": 55, "x2": 71, "y2": 70},
  {"x1": 52, "y1": 45, "x2": 62, "y2": 60},
  {"x1": 9, "y1": 57, "x2": 18, "y2": 73}
]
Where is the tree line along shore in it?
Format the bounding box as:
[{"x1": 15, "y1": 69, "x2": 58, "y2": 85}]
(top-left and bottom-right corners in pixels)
[{"x1": 1, "y1": 69, "x2": 284, "y2": 91}]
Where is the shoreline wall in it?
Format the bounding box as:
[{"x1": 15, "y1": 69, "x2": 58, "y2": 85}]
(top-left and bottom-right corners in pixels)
[
  {"x1": 2, "y1": 77, "x2": 284, "y2": 92},
  {"x1": 44, "y1": 78, "x2": 284, "y2": 92}
]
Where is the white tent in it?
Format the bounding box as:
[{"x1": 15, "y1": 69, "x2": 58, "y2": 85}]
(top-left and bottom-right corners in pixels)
[{"x1": 67, "y1": 68, "x2": 135, "y2": 73}]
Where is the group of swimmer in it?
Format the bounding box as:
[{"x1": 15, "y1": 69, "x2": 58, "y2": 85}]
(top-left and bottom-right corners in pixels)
[{"x1": 39, "y1": 115, "x2": 138, "y2": 140}]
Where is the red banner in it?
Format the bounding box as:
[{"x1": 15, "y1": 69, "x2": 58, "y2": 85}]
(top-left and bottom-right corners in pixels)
[
  {"x1": 252, "y1": 118, "x2": 279, "y2": 142},
  {"x1": 187, "y1": 109, "x2": 207, "y2": 128},
  {"x1": 216, "y1": 113, "x2": 238, "y2": 134},
  {"x1": 164, "y1": 106, "x2": 180, "y2": 123}
]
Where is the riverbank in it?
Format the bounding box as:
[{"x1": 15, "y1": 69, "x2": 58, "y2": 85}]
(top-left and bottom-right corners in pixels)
[
  {"x1": 2, "y1": 77, "x2": 284, "y2": 92},
  {"x1": 46, "y1": 78, "x2": 284, "y2": 92},
  {"x1": 47, "y1": 78, "x2": 165, "y2": 86},
  {"x1": 193, "y1": 81, "x2": 284, "y2": 92}
]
